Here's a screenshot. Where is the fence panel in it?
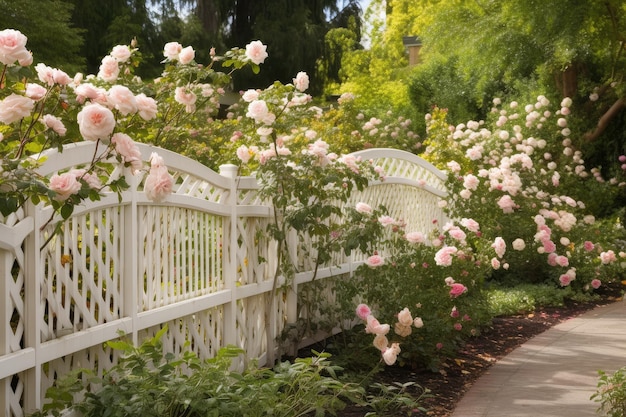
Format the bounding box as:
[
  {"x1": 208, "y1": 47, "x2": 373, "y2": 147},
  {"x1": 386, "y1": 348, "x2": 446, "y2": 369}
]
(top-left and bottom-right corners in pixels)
[{"x1": 0, "y1": 144, "x2": 447, "y2": 417}]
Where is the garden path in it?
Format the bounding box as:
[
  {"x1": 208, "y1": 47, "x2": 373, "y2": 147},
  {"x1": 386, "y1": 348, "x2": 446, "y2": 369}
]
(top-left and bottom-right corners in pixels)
[{"x1": 449, "y1": 298, "x2": 626, "y2": 417}]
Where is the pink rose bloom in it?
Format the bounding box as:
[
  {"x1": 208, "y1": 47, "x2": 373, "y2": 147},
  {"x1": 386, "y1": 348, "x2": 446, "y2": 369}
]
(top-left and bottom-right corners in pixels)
[
  {"x1": 436, "y1": 342, "x2": 444, "y2": 350},
  {"x1": 397, "y1": 307, "x2": 413, "y2": 327},
  {"x1": 74, "y1": 83, "x2": 106, "y2": 104},
  {"x1": 144, "y1": 152, "x2": 174, "y2": 202},
  {"x1": 382, "y1": 343, "x2": 401, "y2": 366},
  {"x1": 373, "y1": 334, "x2": 389, "y2": 352},
  {"x1": 378, "y1": 215, "x2": 395, "y2": 226},
  {"x1": 98, "y1": 55, "x2": 120, "y2": 82},
  {"x1": 555, "y1": 255, "x2": 569, "y2": 267},
  {"x1": 0, "y1": 93, "x2": 34, "y2": 124},
  {"x1": 178, "y1": 46, "x2": 195, "y2": 64},
  {"x1": 365, "y1": 315, "x2": 390, "y2": 335},
  {"x1": 365, "y1": 254, "x2": 384, "y2": 268},
  {"x1": 107, "y1": 85, "x2": 138, "y2": 116},
  {"x1": 42, "y1": 114, "x2": 67, "y2": 136},
  {"x1": 450, "y1": 306, "x2": 459, "y2": 318},
  {"x1": 293, "y1": 71, "x2": 309, "y2": 92},
  {"x1": 245, "y1": 40, "x2": 268, "y2": 65},
  {"x1": 547, "y1": 252, "x2": 558, "y2": 266},
  {"x1": 491, "y1": 257, "x2": 501, "y2": 269},
  {"x1": 591, "y1": 279, "x2": 601, "y2": 289},
  {"x1": 174, "y1": 86, "x2": 197, "y2": 113},
  {"x1": 444, "y1": 277, "x2": 455, "y2": 286},
  {"x1": 135, "y1": 93, "x2": 158, "y2": 120},
  {"x1": 463, "y1": 174, "x2": 479, "y2": 191},
  {"x1": 35, "y1": 63, "x2": 55, "y2": 85},
  {"x1": 454, "y1": 323, "x2": 463, "y2": 331},
  {"x1": 542, "y1": 239, "x2": 557, "y2": 253},
  {"x1": 584, "y1": 241, "x2": 595, "y2": 252},
  {"x1": 463, "y1": 314, "x2": 471, "y2": 321},
  {"x1": 241, "y1": 89, "x2": 260, "y2": 102},
  {"x1": 69, "y1": 168, "x2": 102, "y2": 190},
  {"x1": 111, "y1": 133, "x2": 142, "y2": 174},
  {"x1": 512, "y1": 238, "x2": 526, "y2": 251},
  {"x1": 163, "y1": 41, "x2": 183, "y2": 60},
  {"x1": 246, "y1": 99, "x2": 272, "y2": 124},
  {"x1": 413, "y1": 317, "x2": 424, "y2": 328},
  {"x1": 460, "y1": 218, "x2": 480, "y2": 233},
  {"x1": 448, "y1": 227, "x2": 466, "y2": 242},
  {"x1": 492, "y1": 237, "x2": 506, "y2": 258},
  {"x1": 49, "y1": 172, "x2": 82, "y2": 201},
  {"x1": 559, "y1": 274, "x2": 571, "y2": 287},
  {"x1": 355, "y1": 303, "x2": 371, "y2": 320},
  {"x1": 600, "y1": 250, "x2": 617, "y2": 264},
  {"x1": 339, "y1": 154, "x2": 360, "y2": 173},
  {"x1": 449, "y1": 283, "x2": 467, "y2": 298},
  {"x1": 434, "y1": 246, "x2": 458, "y2": 266},
  {"x1": 497, "y1": 195, "x2": 517, "y2": 213},
  {"x1": 51, "y1": 69, "x2": 72, "y2": 86},
  {"x1": 111, "y1": 45, "x2": 132, "y2": 62},
  {"x1": 236, "y1": 145, "x2": 253, "y2": 163},
  {"x1": 355, "y1": 202, "x2": 372, "y2": 214},
  {"x1": 0, "y1": 29, "x2": 31, "y2": 66},
  {"x1": 405, "y1": 231, "x2": 425, "y2": 244},
  {"x1": 25, "y1": 83, "x2": 47, "y2": 100},
  {"x1": 77, "y1": 103, "x2": 116, "y2": 142}
]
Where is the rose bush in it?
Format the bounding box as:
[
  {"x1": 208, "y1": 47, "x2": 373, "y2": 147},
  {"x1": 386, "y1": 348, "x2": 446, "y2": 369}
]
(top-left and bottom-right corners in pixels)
[
  {"x1": 0, "y1": 29, "x2": 263, "y2": 229},
  {"x1": 423, "y1": 96, "x2": 626, "y2": 293}
]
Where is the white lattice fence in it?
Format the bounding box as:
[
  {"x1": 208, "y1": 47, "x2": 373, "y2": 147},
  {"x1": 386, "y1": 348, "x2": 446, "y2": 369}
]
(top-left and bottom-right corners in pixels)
[{"x1": 0, "y1": 144, "x2": 447, "y2": 417}]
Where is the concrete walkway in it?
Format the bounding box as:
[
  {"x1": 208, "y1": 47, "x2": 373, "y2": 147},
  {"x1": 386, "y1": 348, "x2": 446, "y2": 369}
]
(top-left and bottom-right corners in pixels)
[{"x1": 450, "y1": 298, "x2": 626, "y2": 417}]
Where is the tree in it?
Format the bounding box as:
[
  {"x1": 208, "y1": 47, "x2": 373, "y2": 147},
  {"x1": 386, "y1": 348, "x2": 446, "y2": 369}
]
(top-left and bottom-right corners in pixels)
[{"x1": 0, "y1": 0, "x2": 84, "y2": 73}]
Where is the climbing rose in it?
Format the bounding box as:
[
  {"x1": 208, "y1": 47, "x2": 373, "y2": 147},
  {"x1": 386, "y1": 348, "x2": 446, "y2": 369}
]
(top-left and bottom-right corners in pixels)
[
  {"x1": 49, "y1": 172, "x2": 82, "y2": 201},
  {"x1": 144, "y1": 152, "x2": 174, "y2": 202},
  {"x1": 0, "y1": 29, "x2": 31, "y2": 66},
  {"x1": 355, "y1": 202, "x2": 372, "y2": 214},
  {"x1": 293, "y1": 71, "x2": 309, "y2": 92},
  {"x1": 365, "y1": 254, "x2": 384, "y2": 268},
  {"x1": 355, "y1": 303, "x2": 371, "y2": 320},
  {"x1": 0, "y1": 93, "x2": 34, "y2": 124},
  {"x1": 365, "y1": 315, "x2": 390, "y2": 335},
  {"x1": 382, "y1": 343, "x2": 401, "y2": 366},
  {"x1": 76, "y1": 103, "x2": 116, "y2": 142},
  {"x1": 245, "y1": 40, "x2": 268, "y2": 65}
]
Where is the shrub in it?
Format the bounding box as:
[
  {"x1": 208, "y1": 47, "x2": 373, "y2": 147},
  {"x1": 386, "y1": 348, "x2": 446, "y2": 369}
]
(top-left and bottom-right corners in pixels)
[{"x1": 592, "y1": 366, "x2": 626, "y2": 417}]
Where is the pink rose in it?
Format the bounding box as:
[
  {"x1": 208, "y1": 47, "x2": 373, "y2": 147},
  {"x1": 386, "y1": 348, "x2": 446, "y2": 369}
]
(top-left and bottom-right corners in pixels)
[
  {"x1": 245, "y1": 40, "x2": 268, "y2": 65},
  {"x1": 434, "y1": 246, "x2": 458, "y2": 266},
  {"x1": 591, "y1": 279, "x2": 601, "y2": 289},
  {"x1": 355, "y1": 202, "x2": 372, "y2": 214},
  {"x1": 42, "y1": 114, "x2": 67, "y2": 136},
  {"x1": 600, "y1": 250, "x2": 617, "y2": 264},
  {"x1": 583, "y1": 241, "x2": 595, "y2": 252},
  {"x1": 413, "y1": 317, "x2": 424, "y2": 328},
  {"x1": 110, "y1": 45, "x2": 132, "y2": 62},
  {"x1": 381, "y1": 343, "x2": 401, "y2": 366},
  {"x1": 0, "y1": 93, "x2": 34, "y2": 124},
  {"x1": 163, "y1": 41, "x2": 183, "y2": 61},
  {"x1": 293, "y1": 71, "x2": 309, "y2": 92},
  {"x1": 378, "y1": 215, "x2": 395, "y2": 226},
  {"x1": 174, "y1": 86, "x2": 197, "y2": 113},
  {"x1": 0, "y1": 29, "x2": 31, "y2": 66},
  {"x1": 25, "y1": 83, "x2": 47, "y2": 100},
  {"x1": 449, "y1": 283, "x2": 467, "y2": 298},
  {"x1": 98, "y1": 55, "x2": 120, "y2": 82},
  {"x1": 178, "y1": 46, "x2": 195, "y2": 64},
  {"x1": 246, "y1": 99, "x2": 273, "y2": 124},
  {"x1": 365, "y1": 254, "x2": 384, "y2": 268},
  {"x1": 396, "y1": 307, "x2": 413, "y2": 327},
  {"x1": 365, "y1": 315, "x2": 390, "y2": 335},
  {"x1": 111, "y1": 133, "x2": 142, "y2": 173},
  {"x1": 355, "y1": 303, "x2": 371, "y2": 320},
  {"x1": 242, "y1": 89, "x2": 260, "y2": 102},
  {"x1": 454, "y1": 323, "x2": 463, "y2": 331},
  {"x1": 49, "y1": 172, "x2": 82, "y2": 201},
  {"x1": 450, "y1": 307, "x2": 459, "y2": 318},
  {"x1": 236, "y1": 145, "x2": 254, "y2": 163},
  {"x1": 144, "y1": 152, "x2": 174, "y2": 202},
  {"x1": 74, "y1": 83, "x2": 107, "y2": 104},
  {"x1": 51, "y1": 69, "x2": 72, "y2": 86},
  {"x1": 107, "y1": 85, "x2": 138, "y2": 116},
  {"x1": 460, "y1": 218, "x2": 480, "y2": 233},
  {"x1": 405, "y1": 231, "x2": 425, "y2": 244},
  {"x1": 559, "y1": 274, "x2": 571, "y2": 287},
  {"x1": 135, "y1": 93, "x2": 158, "y2": 120},
  {"x1": 492, "y1": 237, "x2": 506, "y2": 258},
  {"x1": 372, "y1": 334, "x2": 389, "y2": 351},
  {"x1": 77, "y1": 103, "x2": 116, "y2": 142},
  {"x1": 68, "y1": 168, "x2": 102, "y2": 190}
]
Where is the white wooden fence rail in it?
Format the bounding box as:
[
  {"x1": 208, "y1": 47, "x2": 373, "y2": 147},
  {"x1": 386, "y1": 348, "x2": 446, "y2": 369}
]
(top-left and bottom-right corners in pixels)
[{"x1": 0, "y1": 143, "x2": 447, "y2": 417}]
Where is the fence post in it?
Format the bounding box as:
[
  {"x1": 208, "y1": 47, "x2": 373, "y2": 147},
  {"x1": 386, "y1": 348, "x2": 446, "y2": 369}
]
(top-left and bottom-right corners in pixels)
[
  {"x1": 219, "y1": 164, "x2": 239, "y2": 354},
  {"x1": 122, "y1": 169, "x2": 140, "y2": 346}
]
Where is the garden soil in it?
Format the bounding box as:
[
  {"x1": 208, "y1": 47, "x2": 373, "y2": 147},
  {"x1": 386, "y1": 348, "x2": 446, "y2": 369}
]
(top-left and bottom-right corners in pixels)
[{"x1": 309, "y1": 283, "x2": 624, "y2": 417}]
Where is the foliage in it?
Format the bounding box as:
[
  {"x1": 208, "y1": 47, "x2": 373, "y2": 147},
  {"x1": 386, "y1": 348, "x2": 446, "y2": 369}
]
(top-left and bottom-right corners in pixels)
[
  {"x1": 485, "y1": 283, "x2": 573, "y2": 317},
  {"x1": 28, "y1": 327, "x2": 372, "y2": 417},
  {"x1": 592, "y1": 366, "x2": 626, "y2": 417}
]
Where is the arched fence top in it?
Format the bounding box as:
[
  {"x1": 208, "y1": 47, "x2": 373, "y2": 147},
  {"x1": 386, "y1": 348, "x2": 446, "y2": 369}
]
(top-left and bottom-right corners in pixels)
[{"x1": 350, "y1": 148, "x2": 448, "y2": 198}]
